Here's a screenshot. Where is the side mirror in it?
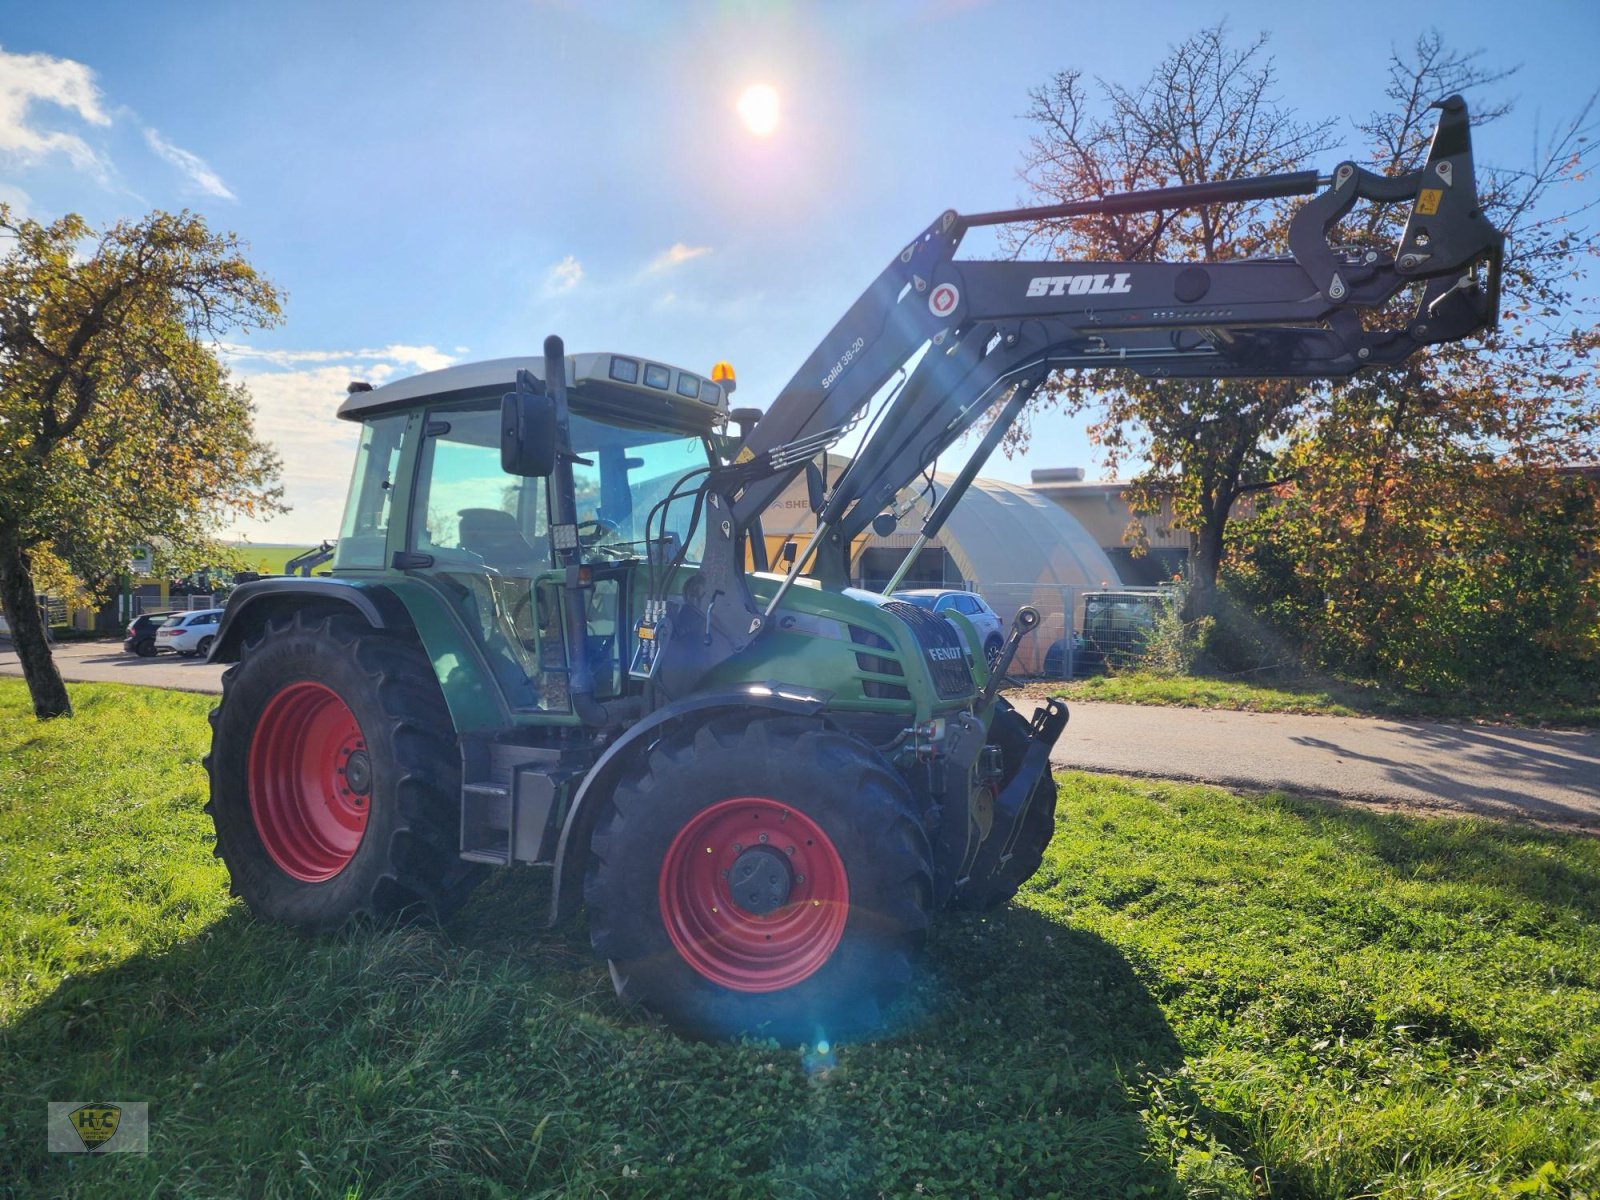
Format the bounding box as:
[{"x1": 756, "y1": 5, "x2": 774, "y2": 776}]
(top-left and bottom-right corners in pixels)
[{"x1": 501, "y1": 370, "x2": 558, "y2": 477}]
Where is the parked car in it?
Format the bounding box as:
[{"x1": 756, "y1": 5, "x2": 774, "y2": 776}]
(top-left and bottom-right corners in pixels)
[
  {"x1": 1077, "y1": 591, "x2": 1160, "y2": 673},
  {"x1": 890, "y1": 588, "x2": 1006, "y2": 661},
  {"x1": 123, "y1": 611, "x2": 177, "y2": 658},
  {"x1": 155, "y1": 608, "x2": 224, "y2": 658}
]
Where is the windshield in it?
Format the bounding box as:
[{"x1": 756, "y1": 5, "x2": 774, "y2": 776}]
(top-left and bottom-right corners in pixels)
[
  {"x1": 568, "y1": 413, "x2": 712, "y2": 561},
  {"x1": 894, "y1": 593, "x2": 939, "y2": 610}
]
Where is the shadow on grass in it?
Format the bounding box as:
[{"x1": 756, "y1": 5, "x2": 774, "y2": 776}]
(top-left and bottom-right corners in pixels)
[{"x1": 0, "y1": 876, "x2": 1186, "y2": 1199}]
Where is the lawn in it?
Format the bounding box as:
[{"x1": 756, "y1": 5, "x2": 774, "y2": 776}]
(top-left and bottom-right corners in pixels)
[
  {"x1": 2, "y1": 678, "x2": 1597, "y2": 1198},
  {"x1": 1046, "y1": 670, "x2": 1600, "y2": 728}
]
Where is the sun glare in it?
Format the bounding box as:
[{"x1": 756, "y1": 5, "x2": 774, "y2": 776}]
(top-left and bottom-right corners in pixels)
[{"x1": 736, "y1": 84, "x2": 780, "y2": 137}]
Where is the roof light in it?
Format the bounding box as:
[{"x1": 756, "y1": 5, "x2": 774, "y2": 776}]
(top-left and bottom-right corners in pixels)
[
  {"x1": 608, "y1": 356, "x2": 640, "y2": 384},
  {"x1": 675, "y1": 374, "x2": 702, "y2": 399},
  {"x1": 643, "y1": 363, "x2": 671, "y2": 390}
]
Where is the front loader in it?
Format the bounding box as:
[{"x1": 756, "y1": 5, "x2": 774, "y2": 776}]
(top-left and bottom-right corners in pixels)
[{"x1": 205, "y1": 96, "x2": 1503, "y2": 1041}]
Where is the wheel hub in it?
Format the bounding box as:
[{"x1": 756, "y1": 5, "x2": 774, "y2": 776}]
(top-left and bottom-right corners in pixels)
[
  {"x1": 657, "y1": 798, "x2": 849, "y2": 993},
  {"x1": 727, "y1": 845, "x2": 793, "y2": 915},
  {"x1": 342, "y1": 749, "x2": 372, "y2": 797}
]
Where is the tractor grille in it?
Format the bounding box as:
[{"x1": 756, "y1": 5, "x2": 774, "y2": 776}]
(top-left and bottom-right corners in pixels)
[{"x1": 881, "y1": 601, "x2": 975, "y2": 700}]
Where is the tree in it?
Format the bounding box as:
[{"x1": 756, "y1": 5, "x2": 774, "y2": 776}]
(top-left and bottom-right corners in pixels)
[
  {"x1": 1007, "y1": 25, "x2": 1336, "y2": 619},
  {"x1": 1228, "y1": 37, "x2": 1600, "y2": 694},
  {"x1": 0, "y1": 207, "x2": 283, "y2": 718},
  {"x1": 1011, "y1": 26, "x2": 1599, "y2": 662}
]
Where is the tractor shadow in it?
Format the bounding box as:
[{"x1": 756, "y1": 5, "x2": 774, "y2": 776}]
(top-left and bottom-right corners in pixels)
[{"x1": 3, "y1": 876, "x2": 1197, "y2": 1198}]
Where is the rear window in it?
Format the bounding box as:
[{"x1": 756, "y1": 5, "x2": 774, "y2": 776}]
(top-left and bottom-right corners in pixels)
[{"x1": 896, "y1": 594, "x2": 938, "y2": 610}]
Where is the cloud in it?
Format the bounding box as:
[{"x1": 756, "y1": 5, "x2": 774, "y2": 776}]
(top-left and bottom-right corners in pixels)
[
  {"x1": 545, "y1": 255, "x2": 583, "y2": 294},
  {"x1": 0, "y1": 44, "x2": 110, "y2": 173},
  {"x1": 647, "y1": 242, "x2": 711, "y2": 273},
  {"x1": 222, "y1": 344, "x2": 460, "y2": 543},
  {"x1": 143, "y1": 127, "x2": 235, "y2": 200},
  {"x1": 220, "y1": 342, "x2": 458, "y2": 373}
]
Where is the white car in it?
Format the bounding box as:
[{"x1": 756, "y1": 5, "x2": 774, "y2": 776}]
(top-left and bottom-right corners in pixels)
[
  {"x1": 156, "y1": 608, "x2": 224, "y2": 658},
  {"x1": 891, "y1": 588, "x2": 1006, "y2": 661}
]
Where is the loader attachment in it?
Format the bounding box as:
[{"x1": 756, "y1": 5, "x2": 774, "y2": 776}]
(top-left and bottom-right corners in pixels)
[{"x1": 666, "y1": 95, "x2": 1505, "y2": 670}]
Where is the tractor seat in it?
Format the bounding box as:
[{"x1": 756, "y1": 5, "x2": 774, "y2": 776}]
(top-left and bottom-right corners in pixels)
[{"x1": 457, "y1": 508, "x2": 536, "y2": 573}]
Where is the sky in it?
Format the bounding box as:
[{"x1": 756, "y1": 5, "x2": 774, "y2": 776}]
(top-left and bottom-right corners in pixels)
[{"x1": 2, "y1": 0, "x2": 1597, "y2": 545}]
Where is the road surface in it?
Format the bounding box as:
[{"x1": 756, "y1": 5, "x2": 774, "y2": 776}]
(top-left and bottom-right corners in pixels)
[{"x1": 4, "y1": 639, "x2": 1597, "y2": 830}]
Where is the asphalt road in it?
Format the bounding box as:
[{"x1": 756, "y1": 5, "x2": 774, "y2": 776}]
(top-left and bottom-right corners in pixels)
[
  {"x1": 1035, "y1": 697, "x2": 1600, "y2": 832},
  {"x1": 0, "y1": 638, "x2": 226, "y2": 694},
  {"x1": 5, "y1": 639, "x2": 1598, "y2": 831}
]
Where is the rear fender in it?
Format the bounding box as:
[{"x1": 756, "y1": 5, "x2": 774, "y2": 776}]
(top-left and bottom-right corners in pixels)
[{"x1": 210, "y1": 575, "x2": 509, "y2": 733}]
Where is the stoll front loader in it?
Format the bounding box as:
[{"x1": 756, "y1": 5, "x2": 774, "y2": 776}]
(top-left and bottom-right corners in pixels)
[{"x1": 206, "y1": 97, "x2": 1502, "y2": 1041}]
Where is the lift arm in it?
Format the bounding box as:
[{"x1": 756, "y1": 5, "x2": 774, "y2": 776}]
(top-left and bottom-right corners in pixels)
[{"x1": 662, "y1": 95, "x2": 1503, "y2": 687}]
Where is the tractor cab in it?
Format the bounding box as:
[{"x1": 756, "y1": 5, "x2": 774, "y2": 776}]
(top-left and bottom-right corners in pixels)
[{"x1": 332, "y1": 353, "x2": 729, "y2": 715}]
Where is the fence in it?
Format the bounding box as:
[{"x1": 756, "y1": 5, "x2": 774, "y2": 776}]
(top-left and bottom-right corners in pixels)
[{"x1": 980, "y1": 582, "x2": 1163, "y2": 680}]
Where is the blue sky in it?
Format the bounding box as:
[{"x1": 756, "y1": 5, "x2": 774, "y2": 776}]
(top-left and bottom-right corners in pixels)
[{"x1": 3, "y1": 0, "x2": 1597, "y2": 543}]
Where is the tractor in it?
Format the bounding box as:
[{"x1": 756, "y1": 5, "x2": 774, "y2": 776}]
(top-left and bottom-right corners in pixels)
[{"x1": 205, "y1": 96, "x2": 1503, "y2": 1041}]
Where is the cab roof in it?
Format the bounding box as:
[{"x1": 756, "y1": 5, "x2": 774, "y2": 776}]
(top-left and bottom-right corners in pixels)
[{"x1": 336, "y1": 352, "x2": 729, "y2": 425}]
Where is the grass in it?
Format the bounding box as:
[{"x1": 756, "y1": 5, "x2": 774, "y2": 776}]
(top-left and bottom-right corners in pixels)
[
  {"x1": 1046, "y1": 670, "x2": 1600, "y2": 728},
  {"x1": 228, "y1": 543, "x2": 321, "y2": 576},
  {"x1": 2, "y1": 678, "x2": 1598, "y2": 1198}
]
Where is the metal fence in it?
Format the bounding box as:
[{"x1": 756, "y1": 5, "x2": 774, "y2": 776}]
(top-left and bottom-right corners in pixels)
[{"x1": 979, "y1": 582, "x2": 1163, "y2": 680}]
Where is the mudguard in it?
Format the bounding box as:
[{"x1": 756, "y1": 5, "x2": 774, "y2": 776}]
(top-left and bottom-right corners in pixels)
[{"x1": 209, "y1": 577, "x2": 410, "y2": 662}]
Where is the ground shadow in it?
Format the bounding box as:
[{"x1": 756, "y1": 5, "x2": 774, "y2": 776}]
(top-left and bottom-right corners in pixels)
[
  {"x1": 1, "y1": 876, "x2": 1189, "y2": 1199},
  {"x1": 1287, "y1": 719, "x2": 1600, "y2": 830}
]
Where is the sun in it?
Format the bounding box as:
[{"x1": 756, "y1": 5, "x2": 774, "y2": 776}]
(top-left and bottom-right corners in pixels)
[{"x1": 736, "y1": 84, "x2": 780, "y2": 137}]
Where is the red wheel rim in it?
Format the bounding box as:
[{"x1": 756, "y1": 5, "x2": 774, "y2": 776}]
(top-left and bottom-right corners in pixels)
[
  {"x1": 247, "y1": 682, "x2": 370, "y2": 882},
  {"x1": 658, "y1": 797, "x2": 849, "y2": 993}
]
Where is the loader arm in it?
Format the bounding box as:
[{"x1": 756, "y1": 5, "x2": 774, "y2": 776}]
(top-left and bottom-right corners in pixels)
[{"x1": 663, "y1": 95, "x2": 1503, "y2": 683}]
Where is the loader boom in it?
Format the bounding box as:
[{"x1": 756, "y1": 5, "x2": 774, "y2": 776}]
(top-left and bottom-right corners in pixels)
[{"x1": 657, "y1": 96, "x2": 1503, "y2": 687}]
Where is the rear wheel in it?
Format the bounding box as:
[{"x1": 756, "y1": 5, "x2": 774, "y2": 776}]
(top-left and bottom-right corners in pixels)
[
  {"x1": 586, "y1": 714, "x2": 931, "y2": 1042},
  {"x1": 204, "y1": 611, "x2": 482, "y2": 929},
  {"x1": 950, "y1": 699, "x2": 1059, "y2": 911},
  {"x1": 135, "y1": 637, "x2": 156, "y2": 658}
]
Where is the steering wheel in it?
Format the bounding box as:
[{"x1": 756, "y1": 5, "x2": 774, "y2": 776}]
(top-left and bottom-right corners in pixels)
[{"x1": 576, "y1": 517, "x2": 620, "y2": 547}]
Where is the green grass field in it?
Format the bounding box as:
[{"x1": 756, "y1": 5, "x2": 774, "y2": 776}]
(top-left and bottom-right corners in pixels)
[
  {"x1": 1049, "y1": 671, "x2": 1600, "y2": 728},
  {"x1": 2, "y1": 679, "x2": 1597, "y2": 1198},
  {"x1": 227, "y1": 543, "x2": 321, "y2": 575}
]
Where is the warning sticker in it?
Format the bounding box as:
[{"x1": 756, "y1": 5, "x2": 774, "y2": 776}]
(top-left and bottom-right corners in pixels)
[
  {"x1": 1416, "y1": 188, "x2": 1442, "y2": 216},
  {"x1": 928, "y1": 283, "x2": 960, "y2": 319},
  {"x1": 734, "y1": 446, "x2": 755, "y2": 464}
]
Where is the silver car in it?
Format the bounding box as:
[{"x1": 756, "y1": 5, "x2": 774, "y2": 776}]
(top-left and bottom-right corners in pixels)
[{"x1": 890, "y1": 589, "x2": 1005, "y2": 661}]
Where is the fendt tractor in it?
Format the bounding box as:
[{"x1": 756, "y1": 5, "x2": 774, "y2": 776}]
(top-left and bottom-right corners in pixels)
[{"x1": 206, "y1": 97, "x2": 1503, "y2": 1041}]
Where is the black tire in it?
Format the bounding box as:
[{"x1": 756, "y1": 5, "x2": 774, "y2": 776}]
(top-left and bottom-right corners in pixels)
[
  {"x1": 135, "y1": 637, "x2": 156, "y2": 658},
  {"x1": 204, "y1": 611, "x2": 483, "y2": 930},
  {"x1": 585, "y1": 714, "x2": 932, "y2": 1043},
  {"x1": 950, "y1": 699, "x2": 1059, "y2": 911},
  {"x1": 196, "y1": 635, "x2": 215, "y2": 659}
]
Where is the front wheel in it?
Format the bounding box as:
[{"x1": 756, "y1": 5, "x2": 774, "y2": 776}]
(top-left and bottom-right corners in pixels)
[
  {"x1": 586, "y1": 715, "x2": 932, "y2": 1042},
  {"x1": 204, "y1": 612, "x2": 482, "y2": 930},
  {"x1": 196, "y1": 635, "x2": 215, "y2": 659}
]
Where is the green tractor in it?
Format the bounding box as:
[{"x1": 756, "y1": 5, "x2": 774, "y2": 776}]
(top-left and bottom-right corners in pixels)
[{"x1": 205, "y1": 96, "x2": 1502, "y2": 1041}]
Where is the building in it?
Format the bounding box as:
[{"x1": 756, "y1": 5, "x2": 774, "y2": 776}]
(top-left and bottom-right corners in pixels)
[
  {"x1": 1028, "y1": 468, "x2": 1188, "y2": 586},
  {"x1": 761, "y1": 455, "x2": 1123, "y2": 672}
]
